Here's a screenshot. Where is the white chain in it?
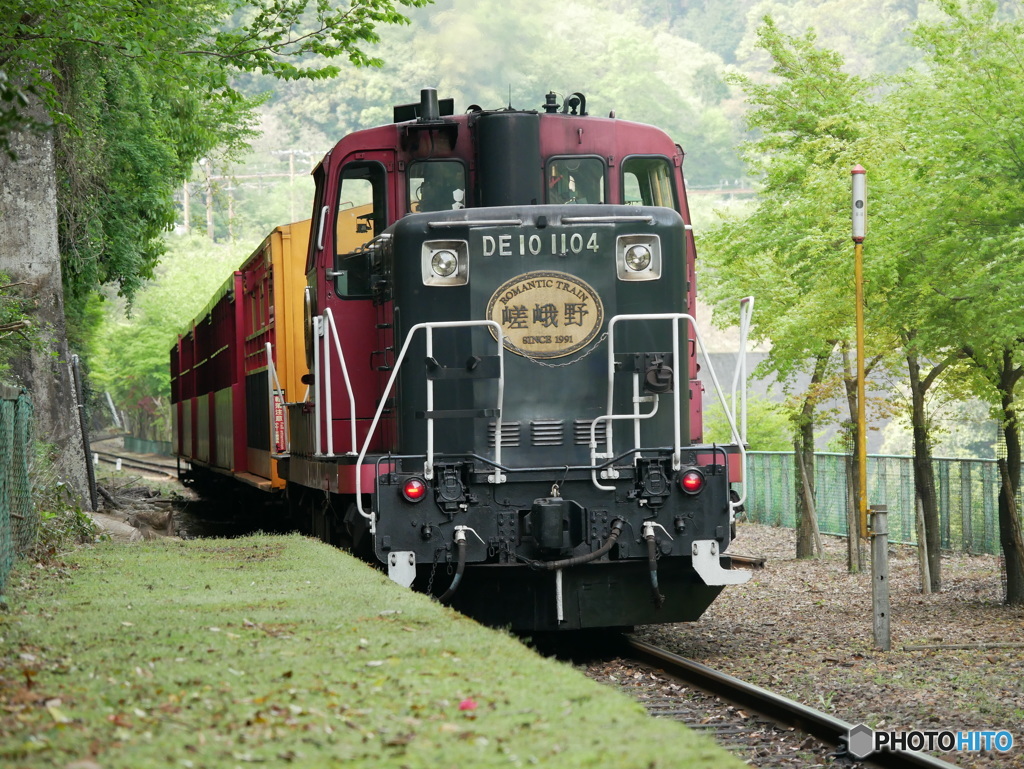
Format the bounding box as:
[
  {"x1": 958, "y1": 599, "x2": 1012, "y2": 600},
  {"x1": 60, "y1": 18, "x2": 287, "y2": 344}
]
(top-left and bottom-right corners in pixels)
[{"x1": 501, "y1": 332, "x2": 609, "y2": 368}]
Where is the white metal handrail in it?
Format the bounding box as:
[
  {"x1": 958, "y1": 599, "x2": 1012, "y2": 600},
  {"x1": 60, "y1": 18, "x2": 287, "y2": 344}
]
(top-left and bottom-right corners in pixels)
[
  {"x1": 730, "y1": 297, "x2": 754, "y2": 445},
  {"x1": 589, "y1": 396, "x2": 660, "y2": 491},
  {"x1": 355, "y1": 320, "x2": 506, "y2": 530},
  {"x1": 596, "y1": 312, "x2": 749, "y2": 513},
  {"x1": 600, "y1": 313, "x2": 687, "y2": 470},
  {"x1": 265, "y1": 342, "x2": 290, "y2": 455},
  {"x1": 314, "y1": 308, "x2": 358, "y2": 457}
]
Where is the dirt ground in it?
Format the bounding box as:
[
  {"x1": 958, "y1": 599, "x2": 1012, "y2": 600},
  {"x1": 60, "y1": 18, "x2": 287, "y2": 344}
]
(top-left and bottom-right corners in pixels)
[{"x1": 636, "y1": 523, "x2": 1024, "y2": 768}]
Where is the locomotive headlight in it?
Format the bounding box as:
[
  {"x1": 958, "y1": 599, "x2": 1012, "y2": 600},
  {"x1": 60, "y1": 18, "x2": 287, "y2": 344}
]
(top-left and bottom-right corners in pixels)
[
  {"x1": 422, "y1": 239, "x2": 469, "y2": 286},
  {"x1": 624, "y1": 244, "x2": 652, "y2": 272},
  {"x1": 431, "y1": 249, "x2": 459, "y2": 277},
  {"x1": 616, "y1": 234, "x2": 662, "y2": 281}
]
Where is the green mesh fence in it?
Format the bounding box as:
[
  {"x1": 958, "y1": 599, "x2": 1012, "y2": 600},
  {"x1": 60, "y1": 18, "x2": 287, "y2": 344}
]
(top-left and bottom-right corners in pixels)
[
  {"x1": 745, "y1": 451, "x2": 1008, "y2": 554},
  {"x1": 0, "y1": 388, "x2": 35, "y2": 596}
]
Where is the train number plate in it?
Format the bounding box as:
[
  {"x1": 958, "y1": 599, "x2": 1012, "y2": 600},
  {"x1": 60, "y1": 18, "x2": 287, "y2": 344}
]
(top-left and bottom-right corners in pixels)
[
  {"x1": 477, "y1": 230, "x2": 602, "y2": 257},
  {"x1": 485, "y1": 270, "x2": 604, "y2": 359}
]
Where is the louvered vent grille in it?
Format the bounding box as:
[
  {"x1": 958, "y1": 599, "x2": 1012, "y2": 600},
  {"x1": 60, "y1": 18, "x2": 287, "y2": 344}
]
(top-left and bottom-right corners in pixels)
[
  {"x1": 531, "y1": 420, "x2": 565, "y2": 446},
  {"x1": 574, "y1": 419, "x2": 608, "y2": 446},
  {"x1": 488, "y1": 421, "x2": 521, "y2": 447}
]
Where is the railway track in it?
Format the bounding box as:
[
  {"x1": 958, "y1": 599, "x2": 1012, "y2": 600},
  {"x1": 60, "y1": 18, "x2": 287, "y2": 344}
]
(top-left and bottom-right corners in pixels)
[
  {"x1": 617, "y1": 637, "x2": 959, "y2": 769},
  {"x1": 91, "y1": 449, "x2": 178, "y2": 480}
]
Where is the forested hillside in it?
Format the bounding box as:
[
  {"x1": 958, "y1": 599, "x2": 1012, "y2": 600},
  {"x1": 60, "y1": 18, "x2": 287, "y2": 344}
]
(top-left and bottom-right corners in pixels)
[{"x1": 194, "y1": 0, "x2": 926, "y2": 240}]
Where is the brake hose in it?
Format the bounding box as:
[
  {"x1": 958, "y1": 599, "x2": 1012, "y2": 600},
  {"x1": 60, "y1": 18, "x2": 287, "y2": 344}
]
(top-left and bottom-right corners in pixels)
[{"x1": 527, "y1": 519, "x2": 625, "y2": 571}]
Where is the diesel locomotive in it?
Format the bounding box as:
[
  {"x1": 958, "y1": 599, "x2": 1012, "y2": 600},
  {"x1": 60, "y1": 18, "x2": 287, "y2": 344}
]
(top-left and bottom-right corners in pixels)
[{"x1": 171, "y1": 89, "x2": 751, "y2": 631}]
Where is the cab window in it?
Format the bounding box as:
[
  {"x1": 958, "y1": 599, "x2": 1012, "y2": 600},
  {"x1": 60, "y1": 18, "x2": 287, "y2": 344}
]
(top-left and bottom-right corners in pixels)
[
  {"x1": 307, "y1": 164, "x2": 327, "y2": 273},
  {"x1": 335, "y1": 161, "x2": 386, "y2": 257},
  {"x1": 546, "y1": 156, "x2": 605, "y2": 204},
  {"x1": 408, "y1": 160, "x2": 467, "y2": 213},
  {"x1": 622, "y1": 156, "x2": 677, "y2": 208}
]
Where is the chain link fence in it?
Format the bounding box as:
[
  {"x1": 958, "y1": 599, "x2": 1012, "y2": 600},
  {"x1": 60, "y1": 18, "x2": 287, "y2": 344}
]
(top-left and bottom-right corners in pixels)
[
  {"x1": 0, "y1": 386, "x2": 35, "y2": 596},
  {"x1": 745, "y1": 451, "x2": 1007, "y2": 554}
]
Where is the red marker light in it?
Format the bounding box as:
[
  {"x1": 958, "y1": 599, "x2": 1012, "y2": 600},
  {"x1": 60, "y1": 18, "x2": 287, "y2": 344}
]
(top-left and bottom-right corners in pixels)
[
  {"x1": 401, "y1": 477, "x2": 428, "y2": 502},
  {"x1": 679, "y1": 469, "x2": 705, "y2": 494}
]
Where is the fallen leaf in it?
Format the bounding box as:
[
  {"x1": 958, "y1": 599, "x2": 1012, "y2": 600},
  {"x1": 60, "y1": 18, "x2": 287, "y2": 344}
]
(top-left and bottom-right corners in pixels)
[{"x1": 46, "y1": 703, "x2": 72, "y2": 724}]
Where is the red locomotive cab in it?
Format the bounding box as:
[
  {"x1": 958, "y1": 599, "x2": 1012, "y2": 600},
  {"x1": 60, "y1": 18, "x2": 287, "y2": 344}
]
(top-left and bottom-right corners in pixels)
[
  {"x1": 298, "y1": 148, "x2": 397, "y2": 465},
  {"x1": 296, "y1": 91, "x2": 476, "y2": 471}
]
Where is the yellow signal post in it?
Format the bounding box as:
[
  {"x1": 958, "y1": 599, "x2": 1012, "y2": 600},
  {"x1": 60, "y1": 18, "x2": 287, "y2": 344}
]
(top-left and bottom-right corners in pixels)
[
  {"x1": 852, "y1": 165, "x2": 868, "y2": 538},
  {"x1": 852, "y1": 166, "x2": 890, "y2": 651}
]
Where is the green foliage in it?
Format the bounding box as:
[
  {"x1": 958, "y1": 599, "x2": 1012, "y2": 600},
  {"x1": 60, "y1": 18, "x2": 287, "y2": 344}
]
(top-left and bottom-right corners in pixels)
[
  {"x1": 29, "y1": 442, "x2": 100, "y2": 560},
  {"x1": 700, "y1": 18, "x2": 890, "y2": 394},
  {"x1": 679, "y1": 0, "x2": 758, "y2": 63},
  {"x1": 0, "y1": 272, "x2": 35, "y2": 377},
  {"x1": 31, "y1": 485, "x2": 98, "y2": 559},
  {"x1": 55, "y1": 49, "x2": 187, "y2": 309},
  {"x1": 1, "y1": 0, "x2": 430, "y2": 329},
  {"x1": 880, "y1": 399, "x2": 997, "y2": 459},
  {"x1": 876, "y1": 0, "x2": 1024, "y2": 416},
  {"x1": 89, "y1": 235, "x2": 253, "y2": 438},
  {"x1": 703, "y1": 392, "x2": 795, "y2": 451},
  {"x1": 734, "y1": 0, "x2": 923, "y2": 77},
  {"x1": 0, "y1": 68, "x2": 45, "y2": 159},
  {"x1": 216, "y1": 0, "x2": 432, "y2": 78},
  {"x1": 697, "y1": 1, "x2": 1024, "y2": 599},
  {"x1": 181, "y1": 146, "x2": 318, "y2": 242}
]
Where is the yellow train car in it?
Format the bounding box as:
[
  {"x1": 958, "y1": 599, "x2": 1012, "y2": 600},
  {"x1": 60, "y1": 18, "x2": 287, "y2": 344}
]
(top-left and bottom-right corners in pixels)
[{"x1": 171, "y1": 219, "x2": 311, "y2": 491}]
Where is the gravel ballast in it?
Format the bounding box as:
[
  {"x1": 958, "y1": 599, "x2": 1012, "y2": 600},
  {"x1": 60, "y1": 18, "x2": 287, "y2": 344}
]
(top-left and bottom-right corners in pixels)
[{"x1": 636, "y1": 523, "x2": 1024, "y2": 769}]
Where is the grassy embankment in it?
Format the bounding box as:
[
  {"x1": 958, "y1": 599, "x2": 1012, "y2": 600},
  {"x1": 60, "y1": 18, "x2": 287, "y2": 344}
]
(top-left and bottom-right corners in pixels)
[{"x1": 0, "y1": 535, "x2": 741, "y2": 768}]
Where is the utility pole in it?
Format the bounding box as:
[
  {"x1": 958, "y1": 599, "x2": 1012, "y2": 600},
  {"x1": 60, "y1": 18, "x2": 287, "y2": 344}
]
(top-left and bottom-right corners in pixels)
[
  {"x1": 182, "y1": 181, "x2": 191, "y2": 235},
  {"x1": 200, "y1": 157, "x2": 215, "y2": 242},
  {"x1": 289, "y1": 149, "x2": 296, "y2": 222},
  {"x1": 227, "y1": 184, "x2": 235, "y2": 243}
]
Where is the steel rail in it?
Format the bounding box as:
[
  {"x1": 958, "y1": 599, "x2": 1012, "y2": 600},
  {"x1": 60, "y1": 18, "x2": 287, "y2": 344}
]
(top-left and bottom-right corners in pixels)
[
  {"x1": 626, "y1": 637, "x2": 959, "y2": 769},
  {"x1": 92, "y1": 451, "x2": 177, "y2": 479},
  {"x1": 726, "y1": 553, "x2": 766, "y2": 569}
]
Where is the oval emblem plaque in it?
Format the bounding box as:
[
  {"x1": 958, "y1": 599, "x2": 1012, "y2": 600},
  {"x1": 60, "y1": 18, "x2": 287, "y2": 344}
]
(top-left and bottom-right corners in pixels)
[{"x1": 486, "y1": 270, "x2": 604, "y2": 359}]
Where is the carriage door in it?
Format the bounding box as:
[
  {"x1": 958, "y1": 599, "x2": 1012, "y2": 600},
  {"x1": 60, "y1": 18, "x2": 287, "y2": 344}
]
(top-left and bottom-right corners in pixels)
[{"x1": 320, "y1": 151, "x2": 397, "y2": 454}]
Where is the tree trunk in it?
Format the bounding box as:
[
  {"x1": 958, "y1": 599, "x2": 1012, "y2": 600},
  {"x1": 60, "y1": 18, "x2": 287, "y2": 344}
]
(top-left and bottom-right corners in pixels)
[
  {"x1": 907, "y1": 348, "x2": 942, "y2": 591},
  {"x1": 996, "y1": 351, "x2": 1024, "y2": 606},
  {"x1": 0, "y1": 91, "x2": 90, "y2": 508},
  {"x1": 795, "y1": 441, "x2": 823, "y2": 558},
  {"x1": 794, "y1": 430, "x2": 816, "y2": 559},
  {"x1": 795, "y1": 354, "x2": 828, "y2": 559}
]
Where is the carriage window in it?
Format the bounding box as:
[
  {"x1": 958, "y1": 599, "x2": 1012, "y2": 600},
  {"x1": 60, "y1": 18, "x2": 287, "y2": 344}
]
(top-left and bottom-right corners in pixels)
[
  {"x1": 622, "y1": 156, "x2": 677, "y2": 208},
  {"x1": 408, "y1": 160, "x2": 467, "y2": 213},
  {"x1": 335, "y1": 162, "x2": 386, "y2": 256},
  {"x1": 546, "y1": 157, "x2": 605, "y2": 204}
]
